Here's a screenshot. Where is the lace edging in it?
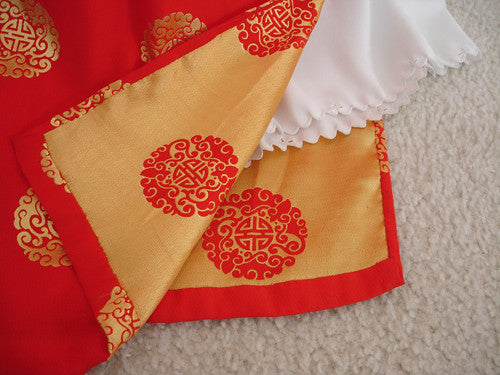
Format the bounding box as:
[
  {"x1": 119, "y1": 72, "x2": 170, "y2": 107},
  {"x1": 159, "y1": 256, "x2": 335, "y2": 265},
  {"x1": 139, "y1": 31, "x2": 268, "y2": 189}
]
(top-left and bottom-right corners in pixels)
[{"x1": 248, "y1": 45, "x2": 480, "y2": 165}]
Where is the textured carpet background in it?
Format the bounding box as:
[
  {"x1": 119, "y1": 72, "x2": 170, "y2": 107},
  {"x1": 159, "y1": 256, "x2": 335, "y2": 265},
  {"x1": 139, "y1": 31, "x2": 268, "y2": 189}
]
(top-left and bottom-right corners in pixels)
[{"x1": 89, "y1": 1, "x2": 499, "y2": 374}]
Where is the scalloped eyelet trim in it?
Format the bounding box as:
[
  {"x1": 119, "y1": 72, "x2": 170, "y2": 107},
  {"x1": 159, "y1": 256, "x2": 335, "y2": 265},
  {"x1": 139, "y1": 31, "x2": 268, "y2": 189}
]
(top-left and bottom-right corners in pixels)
[{"x1": 248, "y1": 46, "x2": 479, "y2": 165}]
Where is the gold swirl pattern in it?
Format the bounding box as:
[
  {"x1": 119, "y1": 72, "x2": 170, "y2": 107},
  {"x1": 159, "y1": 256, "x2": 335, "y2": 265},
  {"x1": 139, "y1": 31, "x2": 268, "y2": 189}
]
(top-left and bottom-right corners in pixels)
[
  {"x1": 373, "y1": 120, "x2": 390, "y2": 173},
  {"x1": 97, "y1": 286, "x2": 141, "y2": 356},
  {"x1": 13, "y1": 188, "x2": 71, "y2": 267},
  {"x1": 140, "y1": 12, "x2": 206, "y2": 62},
  {"x1": 0, "y1": 0, "x2": 59, "y2": 78},
  {"x1": 237, "y1": 0, "x2": 318, "y2": 57}
]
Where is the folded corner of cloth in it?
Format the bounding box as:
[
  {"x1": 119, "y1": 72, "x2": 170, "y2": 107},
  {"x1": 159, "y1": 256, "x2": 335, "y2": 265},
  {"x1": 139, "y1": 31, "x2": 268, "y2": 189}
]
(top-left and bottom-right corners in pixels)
[{"x1": 5, "y1": 0, "x2": 486, "y2": 372}]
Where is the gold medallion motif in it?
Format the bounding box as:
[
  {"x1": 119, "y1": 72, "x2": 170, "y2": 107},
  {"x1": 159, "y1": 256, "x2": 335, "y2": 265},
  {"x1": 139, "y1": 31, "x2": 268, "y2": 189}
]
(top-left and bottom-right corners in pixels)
[
  {"x1": 140, "y1": 12, "x2": 206, "y2": 62},
  {"x1": 97, "y1": 286, "x2": 141, "y2": 356},
  {"x1": 13, "y1": 188, "x2": 71, "y2": 267},
  {"x1": 0, "y1": 0, "x2": 60, "y2": 78}
]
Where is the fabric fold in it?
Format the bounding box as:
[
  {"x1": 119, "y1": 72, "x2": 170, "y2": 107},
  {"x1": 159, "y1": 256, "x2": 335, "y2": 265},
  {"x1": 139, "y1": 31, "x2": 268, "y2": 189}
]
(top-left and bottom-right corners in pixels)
[
  {"x1": 42, "y1": 18, "x2": 307, "y2": 322},
  {"x1": 1, "y1": 1, "x2": 415, "y2": 373},
  {"x1": 10, "y1": 0, "x2": 325, "y2": 362}
]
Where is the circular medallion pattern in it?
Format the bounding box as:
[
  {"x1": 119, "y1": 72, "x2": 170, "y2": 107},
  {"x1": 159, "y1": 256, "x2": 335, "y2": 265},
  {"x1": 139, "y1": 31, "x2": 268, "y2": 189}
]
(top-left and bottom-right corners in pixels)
[
  {"x1": 140, "y1": 12, "x2": 206, "y2": 62},
  {"x1": 202, "y1": 187, "x2": 307, "y2": 280},
  {"x1": 140, "y1": 135, "x2": 239, "y2": 217},
  {"x1": 0, "y1": 0, "x2": 60, "y2": 78},
  {"x1": 13, "y1": 188, "x2": 71, "y2": 267},
  {"x1": 238, "y1": 0, "x2": 318, "y2": 57}
]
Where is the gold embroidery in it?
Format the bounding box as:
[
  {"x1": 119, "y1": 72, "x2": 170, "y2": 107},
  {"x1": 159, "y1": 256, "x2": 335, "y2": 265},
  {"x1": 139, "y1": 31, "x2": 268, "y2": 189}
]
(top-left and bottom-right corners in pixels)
[
  {"x1": 40, "y1": 142, "x2": 70, "y2": 193},
  {"x1": 49, "y1": 80, "x2": 129, "y2": 127},
  {"x1": 13, "y1": 188, "x2": 71, "y2": 267},
  {"x1": 140, "y1": 12, "x2": 206, "y2": 62},
  {"x1": 97, "y1": 286, "x2": 141, "y2": 356},
  {"x1": 0, "y1": 0, "x2": 60, "y2": 78},
  {"x1": 373, "y1": 120, "x2": 390, "y2": 173}
]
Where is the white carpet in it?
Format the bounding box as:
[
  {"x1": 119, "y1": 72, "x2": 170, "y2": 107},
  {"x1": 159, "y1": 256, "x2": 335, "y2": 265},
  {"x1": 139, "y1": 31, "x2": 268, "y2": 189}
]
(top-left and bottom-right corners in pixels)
[{"x1": 88, "y1": 1, "x2": 499, "y2": 373}]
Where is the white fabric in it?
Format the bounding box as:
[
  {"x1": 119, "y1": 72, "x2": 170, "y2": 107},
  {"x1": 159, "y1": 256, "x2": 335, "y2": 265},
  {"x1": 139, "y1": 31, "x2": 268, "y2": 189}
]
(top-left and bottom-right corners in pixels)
[{"x1": 249, "y1": 0, "x2": 479, "y2": 162}]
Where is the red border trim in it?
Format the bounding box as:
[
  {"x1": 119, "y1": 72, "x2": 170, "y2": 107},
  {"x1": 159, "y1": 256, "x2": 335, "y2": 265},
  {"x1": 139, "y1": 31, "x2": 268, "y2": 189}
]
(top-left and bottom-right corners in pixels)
[
  {"x1": 14, "y1": 119, "x2": 404, "y2": 324},
  {"x1": 12, "y1": 1, "x2": 403, "y2": 324},
  {"x1": 149, "y1": 127, "x2": 404, "y2": 323},
  {"x1": 11, "y1": 0, "x2": 273, "y2": 319}
]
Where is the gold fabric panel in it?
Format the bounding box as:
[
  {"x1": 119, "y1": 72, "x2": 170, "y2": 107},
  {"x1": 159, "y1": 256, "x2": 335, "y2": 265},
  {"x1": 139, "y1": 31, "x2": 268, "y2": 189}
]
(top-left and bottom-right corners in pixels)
[
  {"x1": 40, "y1": 80, "x2": 130, "y2": 192},
  {"x1": 171, "y1": 122, "x2": 388, "y2": 288},
  {"x1": 44, "y1": 22, "x2": 311, "y2": 320}
]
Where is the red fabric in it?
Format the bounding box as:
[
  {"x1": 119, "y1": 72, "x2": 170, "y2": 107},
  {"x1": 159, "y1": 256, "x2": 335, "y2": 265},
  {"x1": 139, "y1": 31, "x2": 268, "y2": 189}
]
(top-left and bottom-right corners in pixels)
[
  {"x1": 11, "y1": 1, "x2": 267, "y2": 322},
  {"x1": 1, "y1": 1, "x2": 404, "y2": 373},
  {"x1": 1, "y1": 1, "x2": 268, "y2": 373},
  {"x1": 0, "y1": 240, "x2": 108, "y2": 375}
]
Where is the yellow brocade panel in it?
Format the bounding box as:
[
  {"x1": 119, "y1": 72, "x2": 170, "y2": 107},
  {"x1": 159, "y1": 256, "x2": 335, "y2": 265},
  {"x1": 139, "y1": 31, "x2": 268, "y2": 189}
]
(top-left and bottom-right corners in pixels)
[
  {"x1": 43, "y1": 6, "x2": 321, "y2": 322},
  {"x1": 171, "y1": 122, "x2": 388, "y2": 288}
]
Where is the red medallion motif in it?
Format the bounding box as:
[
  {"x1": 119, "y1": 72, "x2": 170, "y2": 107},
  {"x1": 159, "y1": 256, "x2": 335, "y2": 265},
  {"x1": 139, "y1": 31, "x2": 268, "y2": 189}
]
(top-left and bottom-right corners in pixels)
[
  {"x1": 140, "y1": 135, "x2": 239, "y2": 217},
  {"x1": 238, "y1": 0, "x2": 318, "y2": 57},
  {"x1": 202, "y1": 188, "x2": 307, "y2": 280}
]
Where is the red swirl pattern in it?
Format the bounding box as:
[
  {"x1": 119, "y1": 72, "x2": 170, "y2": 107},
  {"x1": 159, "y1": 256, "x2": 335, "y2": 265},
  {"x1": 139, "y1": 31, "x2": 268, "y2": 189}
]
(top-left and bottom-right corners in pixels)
[
  {"x1": 96, "y1": 286, "x2": 141, "y2": 355},
  {"x1": 373, "y1": 120, "x2": 390, "y2": 173},
  {"x1": 237, "y1": 0, "x2": 318, "y2": 57},
  {"x1": 49, "y1": 80, "x2": 129, "y2": 127},
  {"x1": 140, "y1": 135, "x2": 239, "y2": 217},
  {"x1": 202, "y1": 188, "x2": 307, "y2": 280}
]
